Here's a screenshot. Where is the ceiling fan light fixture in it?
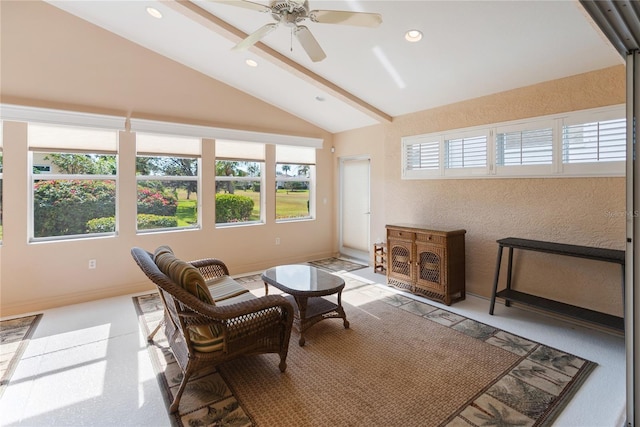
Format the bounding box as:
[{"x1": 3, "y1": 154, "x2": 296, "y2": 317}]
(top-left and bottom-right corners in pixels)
[
  {"x1": 245, "y1": 59, "x2": 258, "y2": 67},
  {"x1": 405, "y1": 29, "x2": 423, "y2": 43},
  {"x1": 146, "y1": 7, "x2": 162, "y2": 19}
]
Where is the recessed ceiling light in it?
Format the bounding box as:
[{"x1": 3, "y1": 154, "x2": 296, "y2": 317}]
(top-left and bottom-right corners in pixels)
[
  {"x1": 405, "y1": 29, "x2": 423, "y2": 42},
  {"x1": 146, "y1": 7, "x2": 162, "y2": 19},
  {"x1": 245, "y1": 59, "x2": 258, "y2": 67}
]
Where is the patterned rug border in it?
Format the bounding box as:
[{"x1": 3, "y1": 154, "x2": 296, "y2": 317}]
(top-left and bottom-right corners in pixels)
[
  {"x1": 133, "y1": 271, "x2": 597, "y2": 427},
  {"x1": 0, "y1": 313, "x2": 43, "y2": 399}
]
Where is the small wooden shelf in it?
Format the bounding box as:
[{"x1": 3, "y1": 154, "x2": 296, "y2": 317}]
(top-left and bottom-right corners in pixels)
[{"x1": 373, "y1": 242, "x2": 387, "y2": 274}]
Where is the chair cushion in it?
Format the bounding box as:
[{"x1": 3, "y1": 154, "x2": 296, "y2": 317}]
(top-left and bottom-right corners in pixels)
[
  {"x1": 153, "y1": 246, "x2": 224, "y2": 353},
  {"x1": 154, "y1": 246, "x2": 214, "y2": 305},
  {"x1": 206, "y1": 275, "x2": 251, "y2": 303}
]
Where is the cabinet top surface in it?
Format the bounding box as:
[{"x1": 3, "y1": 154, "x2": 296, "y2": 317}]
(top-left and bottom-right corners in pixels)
[{"x1": 386, "y1": 224, "x2": 466, "y2": 235}]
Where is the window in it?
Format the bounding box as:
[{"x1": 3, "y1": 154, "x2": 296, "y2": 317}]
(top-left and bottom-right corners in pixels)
[
  {"x1": 136, "y1": 133, "x2": 200, "y2": 232},
  {"x1": 215, "y1": 140, "x2": 264, "y2": 226},
  {"x1": 29, "y1": 123, "x2": 118, "y2": 240},
  {"x1": 402, "y1": 105, "x2": 625, "y2": 179},
  {"x1": 275, "y1": 145, "x2": 315, "y2": 221}
]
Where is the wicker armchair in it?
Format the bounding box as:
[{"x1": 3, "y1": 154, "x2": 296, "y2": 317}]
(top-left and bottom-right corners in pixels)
[{"x1": 131, "y1": 247, "x2": 294, "y2": 413}]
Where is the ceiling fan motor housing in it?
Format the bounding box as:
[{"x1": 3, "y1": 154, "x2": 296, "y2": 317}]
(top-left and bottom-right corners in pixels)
[{"x1": 270, "y1": 0, "x2": 309, "y2": 25}]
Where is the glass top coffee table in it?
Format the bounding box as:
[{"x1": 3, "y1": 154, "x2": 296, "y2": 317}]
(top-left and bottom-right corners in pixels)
[{"x1": 262, "y1": 264, "x2": 350, "y2": 346}]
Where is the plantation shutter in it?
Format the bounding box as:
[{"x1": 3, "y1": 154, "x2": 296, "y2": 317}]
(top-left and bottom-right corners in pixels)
[
  {"x1": 405, "y1": 139, "x2": 439, "y2": 171},
  {"x1": 562, "y1": 118, "x2": 626, "y2": 163},
  {"x1": 444, "y1": 135, "x2": 487, "y2": 168},
  {"x1": 496, "y1": 128, "x2": 553, "y2": 166}
]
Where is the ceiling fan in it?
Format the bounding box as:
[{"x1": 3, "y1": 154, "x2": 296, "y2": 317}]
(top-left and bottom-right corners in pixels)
[{"x1": 210, "y1": 0, "x2": 383, "y2": 62}]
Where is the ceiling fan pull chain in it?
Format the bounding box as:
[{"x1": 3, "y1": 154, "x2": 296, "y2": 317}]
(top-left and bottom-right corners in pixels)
[{"x1": 290, "y1": 28, "x2": 293, "y2": 52}]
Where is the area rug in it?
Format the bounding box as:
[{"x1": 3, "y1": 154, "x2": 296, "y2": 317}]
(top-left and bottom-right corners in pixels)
[
  {"x1": 0, "y1": 314, "x2": 42, "y2": 398},
  {"x1": 133, "y1": 271, "x2": 595, "y2": 427},
  {"x1": 308, "y1": 257, "x2": 367, "y2": 273}
]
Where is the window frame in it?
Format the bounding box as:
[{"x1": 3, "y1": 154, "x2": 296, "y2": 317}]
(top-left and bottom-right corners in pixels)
[
  {"x1": 275, "y1": 145, "x2": 316, "y2": 223},
  {"x1": 215, "y1": 159, "x2": 265, "y2": 227},
  {"x1": 28, "y1": 141, "x2": 119, "y2": 242},
  {"x1": 135, "y1": 133, "x2": 202, "y2": 234}
]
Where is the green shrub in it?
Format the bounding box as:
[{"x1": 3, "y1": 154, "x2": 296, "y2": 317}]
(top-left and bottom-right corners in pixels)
[
  {"x1": 86, "y1": 217, "x2": 116, "y2": 233},
  {"x1": 33, "y1": 180, "x2": 115, "y2": 237},
  {"x1": 137, "y1": 186, "x2": 178, "y2": 216},
  {"x1": 216, "y1": 193, "x2": 254, "y2": 223},
  {"x1": 86, "y1": 214, "x2": 178, "y2": 232},
  {"x1": 137, "y1": 214, "x2": 178, "y2": 230}
]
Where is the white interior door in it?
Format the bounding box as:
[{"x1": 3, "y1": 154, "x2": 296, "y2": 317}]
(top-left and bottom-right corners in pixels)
[{"x1": 339, "y1": 157, "x2": 370, "y2": 262}]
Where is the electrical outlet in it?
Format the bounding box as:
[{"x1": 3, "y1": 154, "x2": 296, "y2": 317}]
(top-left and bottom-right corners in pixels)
[
  {"x1": 88, "y1": 259, "x2": 97, "y2": 269},
  {"x1": 275, "y1": 237, "x2": 281, "y2": 245}
]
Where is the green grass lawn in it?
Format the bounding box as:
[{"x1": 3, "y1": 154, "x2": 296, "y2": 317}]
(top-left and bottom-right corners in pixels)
[{"x1": 173, "y1": 189, "x2": 310, "y2": 225}]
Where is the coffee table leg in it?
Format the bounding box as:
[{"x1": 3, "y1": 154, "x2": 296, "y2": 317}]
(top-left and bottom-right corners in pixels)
[
  {"x1": 338, "y1": 290, "x2": 349, "y2": 329},
  {"x1": 295, "y1": 296, "x2": 308, "y2": 346}
]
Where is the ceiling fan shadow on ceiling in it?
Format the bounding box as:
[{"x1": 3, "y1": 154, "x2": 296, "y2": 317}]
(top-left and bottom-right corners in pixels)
[{"x1": 209, "y1": 0, "x2": 383, "y2": 62}]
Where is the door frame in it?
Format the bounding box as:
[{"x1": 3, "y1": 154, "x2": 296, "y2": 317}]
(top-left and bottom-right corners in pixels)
[{"x1": 338, "y1": 155, "x2": 371, "y2": 263}]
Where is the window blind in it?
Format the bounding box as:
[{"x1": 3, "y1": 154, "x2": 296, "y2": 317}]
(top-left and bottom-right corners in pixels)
[
  {"x1": 28, "y1": 123, "x2": 118, "y2": 153},
  {"x1": 445, "y1": 135, "x2": 487, "y2": 168},
  {"x1": 215, "y1": 140, "x2": 265, "y2": 161},
  {"x1": 497, "y1": 128, "x2": 553, "y2": 166},
  {"x1": 276, "y1": 145, "x2": 315, "y2": 164},
  {"x1": 562, "y1": 118, "x2": 626, "y2": 163},
  {"x1": 405, "y1": 140, "x2": 439, "y2": 170},
  {"x1": 136, "y1": 133, "x2": 201, "y2": 157}
]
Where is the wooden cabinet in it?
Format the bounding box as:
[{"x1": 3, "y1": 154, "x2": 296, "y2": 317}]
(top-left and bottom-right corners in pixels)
[{"x1": 386, "y1": 224, "x2": 466, "y2": 305}]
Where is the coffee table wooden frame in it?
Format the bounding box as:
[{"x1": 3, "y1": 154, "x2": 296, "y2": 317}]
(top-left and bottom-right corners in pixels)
[{"x1": 262, "y1": 265, "x2": 350, "y2": 346}]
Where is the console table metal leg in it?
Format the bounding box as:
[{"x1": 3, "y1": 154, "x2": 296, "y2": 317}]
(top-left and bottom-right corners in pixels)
[
  {"x1": 505, "y1": 247, "x2": 514, "y2": 307},
  {"x1": 489, "y1": 245, "x2": 504, "y2": 315}
]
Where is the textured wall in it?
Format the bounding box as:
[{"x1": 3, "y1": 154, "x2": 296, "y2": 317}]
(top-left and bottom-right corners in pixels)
[{"x1": 337, "y1": 65, "x2": 626, "y2": 316}]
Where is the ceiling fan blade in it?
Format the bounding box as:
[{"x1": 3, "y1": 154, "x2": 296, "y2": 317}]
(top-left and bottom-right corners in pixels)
[
  {"x1": 309, "y1": 10, "x2": 383, "y2": 27},
  {"x1": 208, "y1": 0, "x2": 271, "y2": 13},
  {"x1": 232, "y1": 23, "x2": 278, "y2": 51},
  {"x1": 294, "y1": 26, "x2": 326, "y2": 62}
]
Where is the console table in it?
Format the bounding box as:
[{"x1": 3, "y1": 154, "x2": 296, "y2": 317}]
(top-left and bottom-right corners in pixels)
[{"x1": 489, "y1": 237, "x2": 625, "y2": 332}]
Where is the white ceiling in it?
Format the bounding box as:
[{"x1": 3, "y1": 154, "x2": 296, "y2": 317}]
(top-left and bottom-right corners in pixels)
[{"x1": 46, "y1": 0, "x2": 623, "y2": 134}]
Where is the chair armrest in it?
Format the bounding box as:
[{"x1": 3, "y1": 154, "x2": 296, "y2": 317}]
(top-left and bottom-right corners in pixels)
[
  {"x1": 189, "y1": 258, "x2": 230, "y2": 280},
  {"x1": 177, "y1": 293, "x2": 294, "y2": 324}
]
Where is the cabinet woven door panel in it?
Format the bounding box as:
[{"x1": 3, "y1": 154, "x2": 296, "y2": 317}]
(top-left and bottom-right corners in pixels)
[
  {"x1": 416, "y1": 244, "x2": 445, "y2": 293},
  {"x1": 389, "y1": 242, "x2": 412, "y2": 281}
]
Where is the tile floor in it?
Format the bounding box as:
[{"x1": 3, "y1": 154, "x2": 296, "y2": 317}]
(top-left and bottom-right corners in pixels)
[{"x1": 0, "y1": 268, "x2": 627, "y2": 427}]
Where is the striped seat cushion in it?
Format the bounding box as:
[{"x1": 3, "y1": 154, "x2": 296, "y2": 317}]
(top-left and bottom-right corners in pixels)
[
  {"x1": 206, "y1": 275, "x2": 251, "y2": 303},
  {"x1": 153, "y1": 246, "x2": 225, "y2": 353}
]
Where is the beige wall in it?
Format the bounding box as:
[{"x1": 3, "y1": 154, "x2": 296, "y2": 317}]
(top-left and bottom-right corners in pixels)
[
  {"x1": 0, "y1": 1, "x2": 336, "y2": 316},
  {"x1": 335, "y1": 65, "x2": 626, "y2": 317}
]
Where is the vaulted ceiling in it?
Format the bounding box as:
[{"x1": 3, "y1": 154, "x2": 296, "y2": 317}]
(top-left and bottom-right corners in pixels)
[{"x1": 45, "y1": 0, "x2": 622, "y2": 133}]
